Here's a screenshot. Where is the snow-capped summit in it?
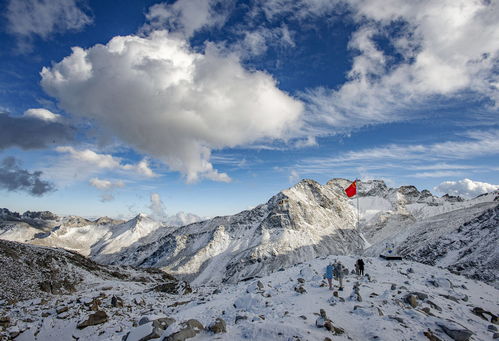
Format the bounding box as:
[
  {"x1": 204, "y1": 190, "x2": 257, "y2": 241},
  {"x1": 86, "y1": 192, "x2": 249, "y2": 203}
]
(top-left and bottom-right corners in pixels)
[{"x1": 93, "y1": 178, "x2": 366, "y2": 285}]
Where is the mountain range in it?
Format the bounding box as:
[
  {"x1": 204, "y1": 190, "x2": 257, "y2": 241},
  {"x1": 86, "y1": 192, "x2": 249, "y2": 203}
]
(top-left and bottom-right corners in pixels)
[{"x1": 1, "y1": 178, "x2": 497, "y2": 289}]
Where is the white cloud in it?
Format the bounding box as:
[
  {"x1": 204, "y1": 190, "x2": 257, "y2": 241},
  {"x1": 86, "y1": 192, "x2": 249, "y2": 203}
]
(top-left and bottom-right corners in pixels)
[
  {"x1": 288, "y1": 170, "x2": 300, "y2": 183},
  {"x1": 294, "y1": 129, "x2": 499, "y2": 175},
  {"x1": 41, "y1": 31, "x2": 303, "y2": 183},
  {"x1": 259, "y1": 0, "x2": 499, "y2": 133},
  {"x1": 434, "y1": 179, "x2": 499, "y2": 198},
  {"x1": 5, "y1": 0, "x2": 92, "y2": 51},
  {"x1": 89, "y1": 177, "x2": 124, "y2": 202},
  {"x1": 149, "y1": 192, "x2": 167, "y2": 220},
  {"x1": 89, "y1": 177, "x2": 125, "y2": 190},
  {"x1": 143, "y1": 0, "x2": 230, "y2": 38},
  {"x1": 24, "y1": 108, "x2": 61, "y2": 122},
  {"x1": 54, "y1": 146, "x2": 156, "y2": 179}
]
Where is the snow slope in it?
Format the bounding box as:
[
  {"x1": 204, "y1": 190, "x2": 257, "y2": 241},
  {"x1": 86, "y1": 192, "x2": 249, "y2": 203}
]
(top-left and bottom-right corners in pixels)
[{"x1": 4, "y1": 253, "x2": 498, "y2": 341}]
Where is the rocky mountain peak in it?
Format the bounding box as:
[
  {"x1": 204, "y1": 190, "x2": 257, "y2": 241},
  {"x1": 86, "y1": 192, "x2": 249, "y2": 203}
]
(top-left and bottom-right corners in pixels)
[
  {"x1": 0, "y1": 208, "x2": 21, "y2": 221},
  {"x1": 21, "y1": 210, "x2": 58, "y2": 221}
]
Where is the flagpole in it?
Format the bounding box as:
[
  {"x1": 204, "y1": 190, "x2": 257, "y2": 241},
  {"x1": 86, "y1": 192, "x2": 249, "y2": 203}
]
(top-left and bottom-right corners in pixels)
[{"x1": 356, "y1": 178, "x2": 360, "y2": 231}]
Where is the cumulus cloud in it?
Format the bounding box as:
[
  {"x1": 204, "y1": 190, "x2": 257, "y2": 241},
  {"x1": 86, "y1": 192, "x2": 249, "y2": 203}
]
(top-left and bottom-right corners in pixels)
[
  {"x1": 56, "y1": 146, "x2": 156, "y2": 178},
  {"x1": 0, "y1": 113, "x2": 74, "y2": 150},
  {"x1": 143, "y1": 0, "x2": 231, "y2": 38},
  {"x1": 41, "y1": 31, "x2": 303, "y2": 183},
  {"x1": 148, "y1": 193, "x2": 167, "y2": 220},
  {"x1": 5, "y1": 0, "x2": 93, "y2": 52},
  {"x1": 148, "y1": 192, "x2": 203, "y2": 225},
  {"x1": 0, "y1": 156, "x2": 55, "y2": 196},
  {"x1": 24, "y1": 108, "x2": 61, "y2": 122},
  {"x1": 435, "y1": 179, "x2": 499, "y2": 199}
]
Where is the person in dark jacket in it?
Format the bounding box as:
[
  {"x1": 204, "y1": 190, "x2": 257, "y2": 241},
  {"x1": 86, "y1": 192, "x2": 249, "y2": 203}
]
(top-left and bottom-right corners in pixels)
[{"x1": 357, "y1": 258, "x2": 365, "y2": 276}]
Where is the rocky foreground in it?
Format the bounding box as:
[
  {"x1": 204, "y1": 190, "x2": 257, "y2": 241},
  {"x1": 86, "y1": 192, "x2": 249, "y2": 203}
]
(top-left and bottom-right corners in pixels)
[{"x1": 0, "y1": 241, "x2": 497, "y2": 340}]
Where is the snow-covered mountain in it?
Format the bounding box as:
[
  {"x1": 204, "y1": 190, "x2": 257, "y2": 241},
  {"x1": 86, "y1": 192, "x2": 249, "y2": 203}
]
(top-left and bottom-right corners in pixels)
[
  {"x1": 96, "y1": 179, "x2": 366, "y2": 285},
  {"x1": 1, "y1": 178, "x2": 497, "y2": 288}
]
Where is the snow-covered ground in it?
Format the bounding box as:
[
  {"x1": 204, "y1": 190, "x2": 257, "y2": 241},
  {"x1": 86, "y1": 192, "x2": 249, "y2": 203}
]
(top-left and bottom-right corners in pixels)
[{"x1": 4, "y1": 255, "x2": 498, "y2": 341}]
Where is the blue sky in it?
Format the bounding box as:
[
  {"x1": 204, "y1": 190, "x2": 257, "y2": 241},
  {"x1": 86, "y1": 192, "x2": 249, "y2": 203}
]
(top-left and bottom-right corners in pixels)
[{"x1": 0, "y1": 0, "x2": 498, "y2": 219}]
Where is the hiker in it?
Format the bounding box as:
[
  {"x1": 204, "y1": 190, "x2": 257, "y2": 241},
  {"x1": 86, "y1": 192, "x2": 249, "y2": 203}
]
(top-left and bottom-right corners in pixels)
[
  {"x1": 333, "y1": 261, "x2": 344, "y2": 291},
  {"x1": 357, "y1": 258, "x2": 365, "y2": 276},
  {"x1": 325, "y1": 262, "x2": 334, "y2": 290}
]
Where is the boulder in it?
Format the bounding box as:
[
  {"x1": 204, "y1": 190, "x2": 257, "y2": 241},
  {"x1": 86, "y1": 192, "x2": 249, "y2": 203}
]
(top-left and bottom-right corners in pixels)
[
  {"x1": 165, "y1": 319, "x2": 203, "y2": 341},
  {"x1": 437, "y1": 323, "x2": 473, "y2": 341},
  {"x1": 207, "y1": 318, "x2": 226, "y2": 334},
  {"x1": 77, "y1": 311, "x2": 108, "y2": 329},
  {"x1": 405, "y1": 294, "x2": 418, "y2": 308}
]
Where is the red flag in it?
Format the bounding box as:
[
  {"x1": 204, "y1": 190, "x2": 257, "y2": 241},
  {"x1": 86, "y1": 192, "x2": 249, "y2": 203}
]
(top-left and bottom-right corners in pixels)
[{"x1": 345, "y1": 180, "x2": 356, "y2": 198}]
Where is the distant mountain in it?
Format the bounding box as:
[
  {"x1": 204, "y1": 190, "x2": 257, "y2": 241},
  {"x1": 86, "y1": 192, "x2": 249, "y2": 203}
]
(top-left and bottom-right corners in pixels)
[{"x1": 1, "y1": 179, "x2": 497, "y2": 288}]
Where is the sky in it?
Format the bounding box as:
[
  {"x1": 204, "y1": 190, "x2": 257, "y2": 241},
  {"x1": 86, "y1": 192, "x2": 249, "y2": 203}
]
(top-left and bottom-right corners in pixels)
[{"x1": 0, "y1": 0, "x2": 498, "y2": 220}]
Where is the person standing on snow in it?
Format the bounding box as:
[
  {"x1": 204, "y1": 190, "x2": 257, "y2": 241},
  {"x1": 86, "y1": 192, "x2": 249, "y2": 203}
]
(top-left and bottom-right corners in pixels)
[
  {"x1": 357, "y1": 258, "x2": 365, "y2": 276},
  {"x1": 334, "y1": 261, "x2": 345, "y2": 291},
  {"x1": 325, "y1": 262, "x2": 334, "y2": 290}
]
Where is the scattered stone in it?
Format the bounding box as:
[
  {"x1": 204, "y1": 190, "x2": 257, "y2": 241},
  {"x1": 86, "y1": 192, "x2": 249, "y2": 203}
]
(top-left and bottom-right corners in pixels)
[
  {"x1": 297, "y1": 278, "x2": 305, "y2": 284},
  {"x1": 376, "y1": 307, "x2": 384, "y2": 316},
  {"x1": 471, "y1": 307, "x2": 497, "y2": 323},
  {"x1": 324, "y1": 320, "x2": 333, "y2": 332},
  {"x1": 235, "y1": 315, "x2": 247, "y2": 324},
  {"x1": 111, "y1": 296, "x2": 124, "y2": 308},
  {"x1": 41, "y1": 312, "x2": 50, "y2": 317},
  {"x1": 407, "y1": 268, "x2": 414, "y2": 273},
  {"x1": 437, "y1": 323, "x2": 473, "y2": 341},
  {"x1": 390, "y1": 284, "x2": 397, "y2": 290},
  {"x1": 439, "y1": 294, "x2": 459, "y2": 303},
  {"x1": 315, "y1": 317, "x2": 325, "y2": 328},
  {"x1": 139, "y1": 317, "x2": 151, "y2": 326},
  {"x1": 56, "y1": 306, "x2": 69, "y2": 314},
  {"x1": 494, "y1": 332, "x2": 499, "y2": 339},
  {"x1": 423, "y1": 329, "x2": 442, "y2": 341},
  {"x1": 410, "y1": 292, "x2": 428, "y2": 301},
  {"x1": 489, "y1": 325, "x2": 498, "y2": 332},
  {"x1": 405, "y1": 294, "x2": 418, "y2": 308},
  {"x1": 207, "y1": 318, "x2": 226, "y2": 334},
  {"x1": 165, "y1": 319, "x2": 203, "y2": 341},
  {"x1": 299, "y1": 315, "x2": 307, "y2": 320},
  {"x1": 0, "y1": 316, "x2": 11, "y2": 328},
  {"x1": 294, "y1": 285, "x2": 306, "y2": 294},
  {"x1": 77, "y1": 311, "x2": 108, "y2": 329},
  {"x1": 427, "y1": 300, "x2": 442, "y2": 312},
  {"x1": 388, "y1": 315, "x2": 404, "y2": 324}
]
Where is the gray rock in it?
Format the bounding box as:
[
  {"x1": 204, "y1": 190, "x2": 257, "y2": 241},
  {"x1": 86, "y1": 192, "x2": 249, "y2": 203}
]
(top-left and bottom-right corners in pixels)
[
  {"x1": 166, "y1": 319, "x2": 203, "y2": 341},
  {"x1": 207, "y1": 318, "x2": 226, "y2": 334},
  {"x1": 437, "y1": 323, "x2": 473, "y2": 341},
  {"x1": 235, "y1": 315, "x2": 247, "y2": 324},
  {"x1": 390, "y1": 284, "x2": 397, "y2": 290},
  {"x1": 489, "y1": 325, "x2": 498, "y2": 332},
  {"x1": 139, "y1": 317, "x2": 151, "y2": 326}
]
